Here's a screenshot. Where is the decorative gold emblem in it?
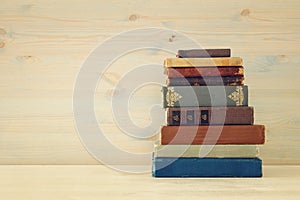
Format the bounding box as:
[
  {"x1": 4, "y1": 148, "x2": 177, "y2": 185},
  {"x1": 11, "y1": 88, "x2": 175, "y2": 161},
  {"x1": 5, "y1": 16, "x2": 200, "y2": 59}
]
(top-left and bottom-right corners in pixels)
[
  {"x1": 172, "y1": 115, "x2": 179, "y2": 121},
  {"x1": 201, "y1": 114, "x2": 207, "y2": 121},
  {"x1": 187, "y1": 115, "x2": 193, "y2": 121},
  {"x1": 166, "y1": 87, "x2": 182, "y2": 107},
  {"x1": 228, "y1": 86, "x2": 244, "y2": 106}
]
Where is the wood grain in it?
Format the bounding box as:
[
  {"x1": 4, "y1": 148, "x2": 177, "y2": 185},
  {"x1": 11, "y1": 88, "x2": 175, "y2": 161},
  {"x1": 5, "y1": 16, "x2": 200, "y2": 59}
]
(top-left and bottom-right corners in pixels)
[
  {"x1": 0, "y1": 165, "x2": 299, "y2": 199},
  {"x1": 0, "y1": 0, "x2": 299, "y2": 164}
]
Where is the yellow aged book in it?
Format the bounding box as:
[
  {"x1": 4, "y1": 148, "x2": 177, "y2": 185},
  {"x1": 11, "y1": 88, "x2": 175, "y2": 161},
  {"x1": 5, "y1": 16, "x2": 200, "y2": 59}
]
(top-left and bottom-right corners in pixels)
[
  {"x1": 164, "y1": 57, "x2": 243, "y2": 67},
  {"x1": 154, "y1": 144, "x2": 259, "y2": 158}
]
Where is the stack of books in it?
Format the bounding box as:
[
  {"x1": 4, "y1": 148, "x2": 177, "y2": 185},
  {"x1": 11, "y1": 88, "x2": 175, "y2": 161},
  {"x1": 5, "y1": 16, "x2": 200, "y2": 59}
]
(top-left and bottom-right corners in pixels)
[{"x1": 152, "y1": 49, "x2": 265, "y2": 177}]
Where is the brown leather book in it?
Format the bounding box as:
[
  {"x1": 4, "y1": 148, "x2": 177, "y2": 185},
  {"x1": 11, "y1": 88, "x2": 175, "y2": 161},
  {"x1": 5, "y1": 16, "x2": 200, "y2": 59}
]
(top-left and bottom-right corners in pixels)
[
  {"x1": 166, "y1": 67, "x2": 244, "y2": 78},
  {"x1": 166, "y1": 76, "x2": 244, "y2": 86},
  {"x1": 177, "y1": 49, "x2": 231, "y2": 58},
  {"x1": 161, "y1": 125, "x2": 265, "y2": 145},
  {"x1": 166, "y1": 106, "x2": 253, "y2": 125}
]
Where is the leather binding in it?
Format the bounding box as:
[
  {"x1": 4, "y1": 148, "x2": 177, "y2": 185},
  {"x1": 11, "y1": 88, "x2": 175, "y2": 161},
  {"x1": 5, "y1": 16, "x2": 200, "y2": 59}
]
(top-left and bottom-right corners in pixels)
[
  {"x1": 167, "y1": 67, "x2": 244, "y2": 78},
  {"x1": 152, "y1": 157, "x2": 262, "y2": 177},
  {"x1": 164, "y1": 57, "x2": 243, "y2": 68},
  {"x1": 167, "y1": 106, "x2": 254, "y2": 125},
  {"x1": 160, "y1": 125, "x2": 265, "y2": 145},
  {"x1": 162, "y1": 86, "x2": 248, "y2": 107},
  {"x1": 166, "y1": 76, "x2": 244, "y2": 86},
  {"x1": 177, "y1": 49, "x2": 231, "y2": 58},
  {"x1": 154, "y1": 144, "x2": 259, "y2": 158}
]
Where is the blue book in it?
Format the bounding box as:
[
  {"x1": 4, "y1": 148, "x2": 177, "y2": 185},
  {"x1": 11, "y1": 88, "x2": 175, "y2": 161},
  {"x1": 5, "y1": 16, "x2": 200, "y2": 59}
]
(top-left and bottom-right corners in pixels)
[{"x1": 152, "y1": 157, "x2": 262, "y2": 178}]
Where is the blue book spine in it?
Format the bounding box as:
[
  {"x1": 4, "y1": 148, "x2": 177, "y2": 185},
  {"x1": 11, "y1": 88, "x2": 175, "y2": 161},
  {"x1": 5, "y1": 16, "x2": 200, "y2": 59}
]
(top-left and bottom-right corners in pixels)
[{"x1": 152, "y1": 157, "x2": 262, "y2": 178}]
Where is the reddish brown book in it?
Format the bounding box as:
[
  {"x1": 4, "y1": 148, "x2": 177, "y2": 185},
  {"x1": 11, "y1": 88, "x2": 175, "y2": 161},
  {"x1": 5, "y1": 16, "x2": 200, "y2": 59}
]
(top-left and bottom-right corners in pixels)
[
  {"x1": 161, "y1": 125, "x2": 265, "y2": 145},
  {"x1": 166, "y1": 76, "x2": 244, "y2": 86},
  {"x1": 167, "y1": 106, "x2": 253, "y2": 125},
  {"x1": 167, "y1": 67, "x2": 244, "y2": 78}
]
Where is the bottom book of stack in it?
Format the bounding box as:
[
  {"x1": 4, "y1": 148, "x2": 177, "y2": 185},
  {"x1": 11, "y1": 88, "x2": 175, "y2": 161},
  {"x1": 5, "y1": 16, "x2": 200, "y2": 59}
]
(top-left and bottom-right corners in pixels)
[{"x1": 152, "y1": 144, "x2": 262, "y2": 177}]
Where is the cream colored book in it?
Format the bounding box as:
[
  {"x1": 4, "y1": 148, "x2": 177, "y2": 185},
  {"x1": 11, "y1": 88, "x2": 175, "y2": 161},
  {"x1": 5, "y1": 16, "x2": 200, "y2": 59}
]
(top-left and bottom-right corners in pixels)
[
  {"x1": 154, "y1": 144, "x2": 259, "y2": 158},
  {"x1": 164, "y1": 57, "x2": 243, "y2": 67}
]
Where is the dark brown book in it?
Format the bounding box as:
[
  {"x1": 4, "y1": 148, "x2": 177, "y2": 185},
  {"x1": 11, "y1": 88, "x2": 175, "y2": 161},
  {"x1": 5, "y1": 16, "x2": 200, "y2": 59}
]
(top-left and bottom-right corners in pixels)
[
  {"x1": 166, "y1": 67, "x2": 244, "y2": 78},
  {"x1": 177, "y1": 49, "x2": 231, "y2": 58},
  {"x1": 166, "y1": 76, "x2": 244, "y2": 86},
  {"x1": 167, "y1": 106, "x2": 253, "y2": 125},
  {"x1": 161, "y1": 125, "x2": 265, "y2": 145}
]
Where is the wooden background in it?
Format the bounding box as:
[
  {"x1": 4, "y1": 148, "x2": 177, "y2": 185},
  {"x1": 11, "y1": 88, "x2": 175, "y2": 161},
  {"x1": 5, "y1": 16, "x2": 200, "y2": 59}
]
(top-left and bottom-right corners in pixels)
[{"x1": 0, "y1": 0, "x2": 299, "y2": 165}]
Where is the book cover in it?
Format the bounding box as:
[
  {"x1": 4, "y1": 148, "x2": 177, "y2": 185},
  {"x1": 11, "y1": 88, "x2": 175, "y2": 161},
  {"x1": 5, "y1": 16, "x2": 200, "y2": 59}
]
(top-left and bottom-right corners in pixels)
[
  {"x1": 167, "y1": 106, "x2": 253, "y2": 125},
  {"x1": 166, "y1": 76, "x2": 244, "y2": 86},
  {"x1": 164, "y1": 57, "x2": 243, "y2": 68},
  {"x1": 152, "y1": 157, "x2": 262, "y2": 177},
  {"x1": 154, "y1": 144, "x2": 259, "y2": 158},
  {"x1": 167, "y1": 67, "x2": 244, "y2": 78},
  {"x1": 161, "y1": 125, "x2": 265, "y2": 145},
  {"x1": 162, "y1": 86, "x2": 248, "y2": 107},
  {"x1": 177, "y1": 49, "x2": 231, "y2": 58}
]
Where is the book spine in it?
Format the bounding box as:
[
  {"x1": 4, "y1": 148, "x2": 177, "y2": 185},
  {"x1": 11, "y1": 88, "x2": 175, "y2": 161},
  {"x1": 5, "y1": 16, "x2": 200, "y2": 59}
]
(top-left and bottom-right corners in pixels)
[
  {"x1": 177, "y1": 49, "x2": 231, "y2": 58},
  {"x1": 152, "y1": 157, "x2": 262, "y2": 177},
  {"x1": 162, "y1": 86, "x2": 248, "y2": 107},
  {"x1": 154, "y1": 144, "x2": 259, "y2": 158},
  {"x1": 166, "y1": 77, "x2": 244, "y2": 86},
  {"x1": 164, "y1": 57, "x2": 243, "y2": 67},
  {"x1": 167, "y1": 67, "x2": 244, "y2": 78},
  {"x1": 160, "y1": 125, "x2": 265, "y2": 145},
  {"x1": 166, "y1": 106, "x2": 253, "y2": 125}
]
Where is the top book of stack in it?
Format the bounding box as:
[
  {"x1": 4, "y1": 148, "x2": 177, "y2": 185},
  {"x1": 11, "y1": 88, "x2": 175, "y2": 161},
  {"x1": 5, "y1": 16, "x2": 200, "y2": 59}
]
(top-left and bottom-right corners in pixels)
[
  {"x1": 166, "y1": 48, "x2": 241, "y2": 67},
  {"x1": 177, "y1": 49, "x2": 231, "y2": 58}
]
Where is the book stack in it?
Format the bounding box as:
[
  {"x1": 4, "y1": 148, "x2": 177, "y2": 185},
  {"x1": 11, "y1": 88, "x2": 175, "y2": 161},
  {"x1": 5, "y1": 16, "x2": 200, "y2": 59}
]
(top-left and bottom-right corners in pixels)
[{"x1": 152, "y1": 49, "x2": 265, "y2": 177}]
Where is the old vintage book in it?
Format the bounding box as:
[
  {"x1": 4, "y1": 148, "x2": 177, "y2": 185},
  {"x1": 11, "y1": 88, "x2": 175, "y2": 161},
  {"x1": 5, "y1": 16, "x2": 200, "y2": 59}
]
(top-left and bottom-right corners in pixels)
[
  {"x1": 166, "y1": 67, "x2": 244, "y2": 78},
  {"x1": 177, "y1": 49, "x2": 231, "y2": 58},
  {"x1": 166, "y1": 76, "x2": 244, "y2": 86},
  {"x1": 154, "y1": 143, "x2": 259, "y2": 158},
  {"x1": 164, "y1": 57, "x2": 243, "y2": 68},
  {"x1": 161, "y1": 125, "x2": 265, "y2": 145},
  {"x1": 166, "y1": 106, "x2": 253, "y2": 125},
  {"x1": 152, "y1": 157, "x2": 262, "y2": 177},
  {"x1": 162, "y1": 86, "x2": 248, "y2": 107}
]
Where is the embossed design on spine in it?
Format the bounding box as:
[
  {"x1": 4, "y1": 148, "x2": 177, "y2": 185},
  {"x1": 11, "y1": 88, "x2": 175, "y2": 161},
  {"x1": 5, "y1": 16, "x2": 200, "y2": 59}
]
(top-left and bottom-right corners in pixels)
[
  {"x1": 200, "y1": 110, "x2": 209, "y2": 125},
  {"x1": 173, "y1": 115, "x2": 179, "y2": 121},
  {"x1": 228, "y1": 86, "x2": 244, "y2": 106},
  {"x1": 166, "y1": 87, "x2": 182, "y2": 107},
  {"x1": 186, "y1": 110, "x2": 194, "y2": 125},
  {"x1": 171, "y1": 111, "x2": 180, "y2": 125}
]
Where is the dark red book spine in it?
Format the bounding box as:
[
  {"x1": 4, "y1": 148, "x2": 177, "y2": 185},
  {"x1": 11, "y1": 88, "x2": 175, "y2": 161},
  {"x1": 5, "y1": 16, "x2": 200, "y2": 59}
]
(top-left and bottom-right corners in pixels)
[
  {"x1": 167, "y1": 67, "x2": 244, "y2": 78},
  {"x1": 166, "y1": 76, "x2": 244, "y2": 86},
  {"x1": 167, "y1": 106, "x2": 253, "y2": 125},
  {"x1": 161, "y1": 125, "x2": 265, "y2": 145},
  {"x1": 177, "y1": 49, "x2": 231, "y2": 58}
]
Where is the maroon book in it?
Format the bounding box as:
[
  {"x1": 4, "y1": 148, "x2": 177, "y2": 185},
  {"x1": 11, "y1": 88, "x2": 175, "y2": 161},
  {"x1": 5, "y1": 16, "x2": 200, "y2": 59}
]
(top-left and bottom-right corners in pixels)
[
  {"x1": 177, "y1": 49, "x2": 231, "y2": 58},
  {"x1": 166, "y1": 67, "x2": 244, "y2": 78},
  {"x1": 167, "y1": 106, "x2": 253, "y2": 125},
  {"x1": 166, "y1": 76, "x2": 244, "y2": 86},
  {"x1": 161, "y1": 125, "x2": 265, "y2": 145}
]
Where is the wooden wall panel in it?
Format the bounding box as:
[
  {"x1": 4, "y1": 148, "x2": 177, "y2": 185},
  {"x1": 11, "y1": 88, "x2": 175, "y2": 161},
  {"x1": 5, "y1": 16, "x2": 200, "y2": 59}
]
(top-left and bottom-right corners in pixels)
[{"x1": 0, "y1": 0, "x2": 299, "y2": 164}]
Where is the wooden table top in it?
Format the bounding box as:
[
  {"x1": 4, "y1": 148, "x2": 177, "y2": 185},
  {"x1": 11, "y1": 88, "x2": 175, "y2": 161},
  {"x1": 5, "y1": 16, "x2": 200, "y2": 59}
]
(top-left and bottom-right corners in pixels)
[{"x1": 0, "y1": 165, "x2": 299, "y2": 199}]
